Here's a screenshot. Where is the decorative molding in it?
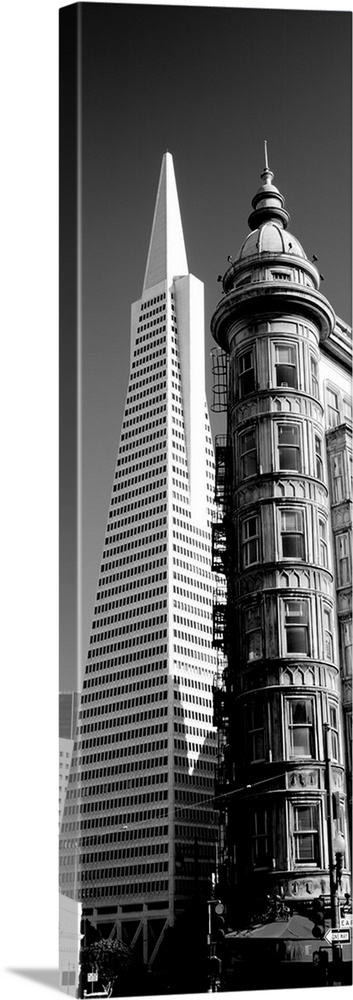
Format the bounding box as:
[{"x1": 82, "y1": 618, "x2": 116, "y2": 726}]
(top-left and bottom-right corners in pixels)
[{"x1": 288, "y1": 770, "x2": 319, "y2": 788}]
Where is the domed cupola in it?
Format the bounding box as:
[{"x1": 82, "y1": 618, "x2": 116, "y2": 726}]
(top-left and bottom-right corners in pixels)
[
  {"x1": 212, "y1": 144, "x2": 336, "y2": 349},
  {"x1": 237, "y1": 223, "x2": 306, "y2": 262}
]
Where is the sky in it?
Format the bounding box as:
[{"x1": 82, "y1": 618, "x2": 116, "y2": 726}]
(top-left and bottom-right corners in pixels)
[{"x1": 70, "y1": 3, "x2": 352, "y2": 688}]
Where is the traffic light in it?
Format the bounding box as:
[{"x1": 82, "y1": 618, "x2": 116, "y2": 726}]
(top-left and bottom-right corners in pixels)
[
  {"x1": 311, "y1": 897, "x2": 325, "y2": 939},
  {"x1": 211, "y1": 900, "x2": 226, "y2": 944}
]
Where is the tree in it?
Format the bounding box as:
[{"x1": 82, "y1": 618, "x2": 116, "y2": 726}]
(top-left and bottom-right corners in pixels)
[{"x1": 80, "y1": 938, "x2": 133, "y2": 994}]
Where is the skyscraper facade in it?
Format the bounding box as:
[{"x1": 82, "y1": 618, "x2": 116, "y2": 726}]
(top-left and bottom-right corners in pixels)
[
  {"x1": 210, "y1": 155, "x2": 352, "y2": 929},
  {"x1": 59, "y1": 692, "x2": 80, "y2": 829},
  {"x1": 59, "y1": 154, "x2": 219, "y2": 971}
]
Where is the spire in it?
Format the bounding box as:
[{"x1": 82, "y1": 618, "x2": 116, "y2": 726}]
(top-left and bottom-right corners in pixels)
[
  {"x1": 143, "y1": 152, "x2": 188, "y2": 291},
  {"x1": 248, "y1": 142, "x2": 290, "y2": 231}
]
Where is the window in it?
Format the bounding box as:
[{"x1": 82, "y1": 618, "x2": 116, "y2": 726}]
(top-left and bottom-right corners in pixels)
[
  {"x1": 293, "y1": 804, "x2": 320, "y2": 864},
  {"x1": 315, "y1": 435, "x2": 323, "y2": 480},
  {"x1": 343, "y1": 397, "x2": 352, "y2": 423},
  {"x1": 271, "y1": 270, "x2": 291, "y2": 281},
  {"x1": 310, "y1": 356, "x2": 319, "y2": 399},
  {"x1": 342, "y1": 621, "x2": 352, "y2": 677},
  {"x1": 243, "y1": 515, "x2": 259, "y2": 566},
  {"x1": 323, "y1": 606, "x2": 333, "y2": 660},
  {"x1": 278, "y1": 424, "x2": 301, "y2": 471},
  {"x1": 331, "y1": 454, "x2": 344, "y2": 502},
  {"x1": 349, "y1": 453, "x2": 353, "y2": 500},
  {"x1": 275, "y1": 344, "x2": 297, "y2": 388},
  {"x1": 247, "y1": 703, "x2": 265, "y2": 761},
  {"x1": 240, "y1": 429, "x2": 256, "y2": 478},
  {"x1": 245, "y1": 606, "x2": 262, "y2": 662},
  {"x1": 284, "y1": 599, "x2": 310, "y2": 654},
  {"x1": 318, "y1": 517, "x2": 328, "y2": 568},
  {"x1": 239, "y1": 349, "x2": 255, "y2": 398},
  {"x1": 252, "y1": 808, "x2": 269, "y2": 868},
  {"x1": 288, "y1": 699, "x2": 315, "y2": 758},
  {"x1": 326, "y1": 388, "x2": 340, "y2": 428},
  {"x1": 336, "y1": 534, "x2": 350, "y2": 586},
  {"x1": 329, "y1": 703, "x2": 339, "y2": 761},
  {"x1": 280, "y1": 509, "x2": 304, "y2": 558}
]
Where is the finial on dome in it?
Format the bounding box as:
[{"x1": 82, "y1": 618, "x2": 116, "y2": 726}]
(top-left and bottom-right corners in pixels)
[
  {"x1": 264, "y1": 139, "x2": 268, "y2": 171},
  {"x1": 247, "y1": 144, "x2": 290, "y2": 232}
]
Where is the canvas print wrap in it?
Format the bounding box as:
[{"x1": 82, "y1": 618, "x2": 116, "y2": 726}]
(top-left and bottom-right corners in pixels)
[{"x1": 59, "y1": 4, "x2": 352, "y2": 996}]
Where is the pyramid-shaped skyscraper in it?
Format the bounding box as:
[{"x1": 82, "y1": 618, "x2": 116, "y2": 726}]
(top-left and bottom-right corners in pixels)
[{"x1": 59, "y1": 153, "x2": 219, "y2": 972}]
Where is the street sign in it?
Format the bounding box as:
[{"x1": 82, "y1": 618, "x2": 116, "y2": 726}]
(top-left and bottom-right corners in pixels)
[
  {"x1": 340, "y1": 914, "x2": 353, "y2": 928},
  {"x1": 325, "y1": 928, "x2": 351, "y2": 945},
  {"x1": 87, "y1": 972, "x2": 98, "y2": 982}
]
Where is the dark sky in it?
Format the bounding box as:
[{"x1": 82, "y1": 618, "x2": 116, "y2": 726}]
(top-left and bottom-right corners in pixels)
[{"x1": 62, "y1": 3, "x2": 352, "y2": 688}]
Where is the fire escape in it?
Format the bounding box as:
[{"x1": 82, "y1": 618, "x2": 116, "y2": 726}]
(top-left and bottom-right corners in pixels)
[{"x1": 211, "y1": 349, "x2": 231, "y2": 887}]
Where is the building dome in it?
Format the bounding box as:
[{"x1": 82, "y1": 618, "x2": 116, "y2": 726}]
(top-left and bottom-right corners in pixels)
[{"x1": 236, "y1": 222, "x2": 307, "y2": 261}]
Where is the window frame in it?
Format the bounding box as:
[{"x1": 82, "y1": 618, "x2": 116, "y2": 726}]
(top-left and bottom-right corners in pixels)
[
  {"x1": 277, "y1": 422, "x2": 302, "y2": 473},
  {"x1": 329, "y1": 701, "x2": 340, "y2": 762},
  {"x1": 274, "y1": 342, "x2": 298, "y2": 389},
  {"x1": 279, "y1": 507, "x2": 305, "y2": 560},
  {"x1": 326, "y1": 386, "x2": 340, "y2": 428},
  {"x1": 290, "y1": 800, "x2": 321, "y2": 868},
  {"x1": 314, "y1": 434, "x2": 324, "y2": 481},
  {"x1": 343, "y1": 396, "x2": 352, "y2": 424},
  {"x1": 252, "y1": 806, "x2": 270, "y2": 870},
  {"x1": 331, "y1": 453, "x2": 344, "y2": 503},
  {"x1": 336, "y1": 532, "x2": 351, "y2": 587},
  {"x1": 238, "y1": 347, "x2": 255, "y2": 399},
  {"x1": 247, "y1": 702, "x2": 265, "y2": 762},
  {"x1": 282, "y1": 597, "x2": 310, "y2": 656},
  {"x1": 310, "y1": 355, "x2": 319, "y2": 400},
  {"x1": 286, "y1": 697, "x2": 316, "y2": 760},
  {"x1": 323, "y1": 604, "x2": 334, "y2": 661},
  {"x1": 244, "y1": 605, "x2": 263, "y2": 663},
  {"x1": 242, "y1": 514, "x2": 260, "y2": 568},
  {"x1": 318, "y1": 515, "x2": 328, "y2": 568},
  {"x1": 239, "y1": 427, "x2": 257, "y2": 480}
]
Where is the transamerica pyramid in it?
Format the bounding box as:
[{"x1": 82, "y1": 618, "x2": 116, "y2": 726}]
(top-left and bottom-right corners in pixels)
[{"x1": 59, "y1": 153, "x2": 219, "y2": 984}]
